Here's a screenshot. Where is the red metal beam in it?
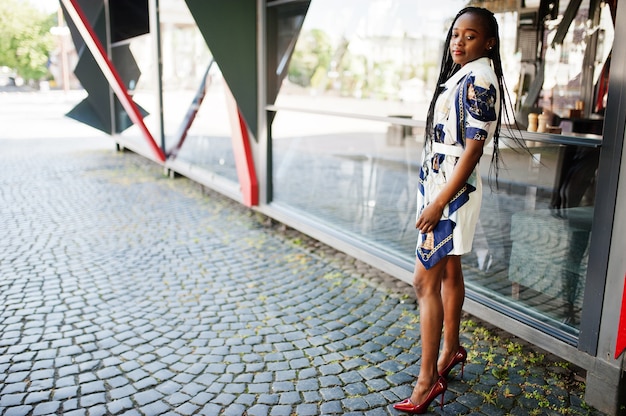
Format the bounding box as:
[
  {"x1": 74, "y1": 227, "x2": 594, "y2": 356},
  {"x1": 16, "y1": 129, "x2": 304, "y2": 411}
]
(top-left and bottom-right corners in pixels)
[
  {"x1": 224, "y1": 85, "x2": 258, "y2": 207},
  {"x1": 60, "y1": 0, "x2": 166, "y2": 162},
  {"x1": 615, "y1": 273, "x2": 626, "y2": 358}
]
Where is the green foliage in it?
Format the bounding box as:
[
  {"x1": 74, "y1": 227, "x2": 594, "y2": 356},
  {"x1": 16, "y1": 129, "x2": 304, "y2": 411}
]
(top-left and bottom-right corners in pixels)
[
  {"x1": 288, "y1": 29, "x2": 333, "y2": 87},
  {"x1": 285, "y1": 27, "x2": 440, "y2": 100},
  {"x1": 459, "y1": 318, "x2": 598, "y2": 415},
  {"x1": 0, "y1": 0, "x2": 56, "y2": 81}
]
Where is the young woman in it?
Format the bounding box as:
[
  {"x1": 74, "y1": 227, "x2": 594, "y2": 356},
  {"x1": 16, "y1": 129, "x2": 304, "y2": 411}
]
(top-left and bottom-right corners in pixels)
[{"x1": 394, "y1": 7, "x2": 507, "y2": 414}]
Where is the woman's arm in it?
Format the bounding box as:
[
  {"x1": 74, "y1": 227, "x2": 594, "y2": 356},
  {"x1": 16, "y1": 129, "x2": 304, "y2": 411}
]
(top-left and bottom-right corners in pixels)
[{"x1": 415, "y1": 138, "x2": 485, "y2": 233}]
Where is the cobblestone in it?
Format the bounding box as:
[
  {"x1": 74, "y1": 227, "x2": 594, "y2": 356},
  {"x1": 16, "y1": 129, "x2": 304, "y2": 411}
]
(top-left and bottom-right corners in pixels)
[{"x1": 0, "y1": 91, "x2": 607, "y2": 415}]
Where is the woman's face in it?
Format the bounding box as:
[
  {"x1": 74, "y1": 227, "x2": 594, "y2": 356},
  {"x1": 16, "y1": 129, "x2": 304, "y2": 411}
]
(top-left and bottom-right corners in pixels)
[{"x1": 449, "y1": 12, "x2": 495, "y2": 66}]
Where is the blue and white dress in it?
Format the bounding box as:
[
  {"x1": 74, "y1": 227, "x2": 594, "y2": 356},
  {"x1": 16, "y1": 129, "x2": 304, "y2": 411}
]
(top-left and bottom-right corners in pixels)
[{"x1": 416, "y1": 57, "x2": 500, "y2": 269}]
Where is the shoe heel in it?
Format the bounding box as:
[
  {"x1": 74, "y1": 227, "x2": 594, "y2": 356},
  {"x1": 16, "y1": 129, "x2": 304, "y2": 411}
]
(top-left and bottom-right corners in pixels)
[
  {"x1": 460, "y1": 361, "x2": 465, "y2": 379},
  {"x1": 440, "y1": 390, "x2": 445, "y2": 409}
]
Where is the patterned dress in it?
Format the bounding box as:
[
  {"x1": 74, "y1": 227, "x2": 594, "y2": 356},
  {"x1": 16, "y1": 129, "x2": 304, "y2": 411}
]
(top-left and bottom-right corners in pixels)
[{"x1": 416, "y1": 57, "x2": 500, "y2": 269}]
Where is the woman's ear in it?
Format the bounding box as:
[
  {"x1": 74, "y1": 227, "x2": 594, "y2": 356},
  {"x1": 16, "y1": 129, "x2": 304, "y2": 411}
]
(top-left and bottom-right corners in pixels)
[{"x1": 486, "y1": 38, "x2": 496, "y2": 51}]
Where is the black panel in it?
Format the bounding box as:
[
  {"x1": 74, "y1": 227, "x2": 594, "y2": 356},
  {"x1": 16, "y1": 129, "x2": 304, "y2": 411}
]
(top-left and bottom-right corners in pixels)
[
  {"x1": 109, "y1": 0, "x2": 149, "y2": 43},
  {"x1": 62, "y1": 1, "x2": 107, "y2": 55},
  {"x1": 185, "y1": 0, "x2": 258, "y2": 135},
  {"x1": 66, "y1": 98, "x2": 112, "y2": 134},
  {"x1": 112, "y1": 44, "x2": 142, "y2": 91},
  {"x1": 71, "y1": 43, "x2": 114, "y2": 133},
  {"x1": 63, "y1": 0, "x2": 149, "y2": 134}
]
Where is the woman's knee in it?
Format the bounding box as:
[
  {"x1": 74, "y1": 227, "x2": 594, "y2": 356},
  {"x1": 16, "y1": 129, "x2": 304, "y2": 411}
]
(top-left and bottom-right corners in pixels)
[
  {"x1": 412, "y1": 274, "x2": 425, "y2": 297},
  {"x1": 413, "y1": 263, "x2": 444, "y2": 298}
]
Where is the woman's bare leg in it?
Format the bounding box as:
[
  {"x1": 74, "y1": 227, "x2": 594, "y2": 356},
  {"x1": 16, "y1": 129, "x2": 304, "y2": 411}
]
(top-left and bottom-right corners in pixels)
[
  {"x1": 438, "y1": 255, "x2": 465, "y2": 372},
  {"x1": 410, "y1": 257, "x2": 447, "y2": 404}
]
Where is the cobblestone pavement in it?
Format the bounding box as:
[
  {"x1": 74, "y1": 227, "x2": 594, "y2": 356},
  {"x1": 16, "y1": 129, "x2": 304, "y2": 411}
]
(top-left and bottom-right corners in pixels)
[{"x1": 0, "y1": 91, "x2": 607, "y2": 415}]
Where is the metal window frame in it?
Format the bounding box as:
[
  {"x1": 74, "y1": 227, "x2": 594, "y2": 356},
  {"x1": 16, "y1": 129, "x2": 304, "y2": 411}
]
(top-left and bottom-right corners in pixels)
[{"x1": 578, "y1": 0, "x2": 626, "y2": 357}]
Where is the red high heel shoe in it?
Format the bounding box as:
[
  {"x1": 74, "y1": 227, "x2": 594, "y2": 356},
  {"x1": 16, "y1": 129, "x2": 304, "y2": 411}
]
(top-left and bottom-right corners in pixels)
[
  {"x1": 439, "y1": 346, "x2": 467, "y2": 379},
  {"x1": 393, "y1": 376, "x2": 447, "y2": 414}
]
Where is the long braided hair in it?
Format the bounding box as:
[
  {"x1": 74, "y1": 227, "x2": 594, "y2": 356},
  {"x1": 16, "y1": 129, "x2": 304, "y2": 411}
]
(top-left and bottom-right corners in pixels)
[{"x1": 425, "y1": 7, "x2": 517, "y2": 186}]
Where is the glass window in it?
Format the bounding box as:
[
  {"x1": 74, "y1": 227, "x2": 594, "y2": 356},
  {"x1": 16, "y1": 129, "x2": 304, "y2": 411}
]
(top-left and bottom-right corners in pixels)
[
  {"x1": 270, "y1": 0, "x2": 613, "y2": 343},
  {"x1": 271, "y1": 111, "x2": 598, "y2": 341},
  {"x1": 158, "y1": 0, "x2": 238, "y2": 183},
  {"x1": 516, "y1": 0, "x2": 614, "y2": 133},
  {"x1": 274, "y1": 0, "x2": 468, "y2": 119},
  {"x1": 112, "y1": 0, "x2": 238, "y2": 183},
  {"x1": 110, "y1": 32, "x2": 160, "y2": 154},
  {"x1": 469, "y1": 140, "x2": 598, "y2": 339},
  {"x1": 272, "y1": 111, "x2": 423, "y2": 262},
  {"x1": 166, "y1": 63, "x2": 239, "y2": 183}
]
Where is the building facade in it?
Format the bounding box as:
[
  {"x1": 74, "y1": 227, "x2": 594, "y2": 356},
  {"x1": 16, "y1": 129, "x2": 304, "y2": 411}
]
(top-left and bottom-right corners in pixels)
[{"x1": 59, "y1": 0, "x2": 625, "y2": 413}]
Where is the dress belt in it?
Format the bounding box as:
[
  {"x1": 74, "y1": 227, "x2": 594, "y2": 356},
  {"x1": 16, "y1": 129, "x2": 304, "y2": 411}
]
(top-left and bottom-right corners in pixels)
[{"x1": 432, "y1": 142, "x2": 464, "y2": 158}]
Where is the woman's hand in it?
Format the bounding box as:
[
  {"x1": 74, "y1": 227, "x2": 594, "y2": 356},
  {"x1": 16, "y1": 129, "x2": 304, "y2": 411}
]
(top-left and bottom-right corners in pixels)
[
  {"x1": 416, "y1": 201, "x2": 445, "y2": 234},
  {"x1": 416, "y1": 139, "x2": 485, "y2": 234}
]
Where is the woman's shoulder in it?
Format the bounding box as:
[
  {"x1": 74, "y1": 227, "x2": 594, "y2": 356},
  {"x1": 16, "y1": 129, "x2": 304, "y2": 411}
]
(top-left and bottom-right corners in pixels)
[{"x1": 466, "y1": 58, "x2": 497, "y2": 85}]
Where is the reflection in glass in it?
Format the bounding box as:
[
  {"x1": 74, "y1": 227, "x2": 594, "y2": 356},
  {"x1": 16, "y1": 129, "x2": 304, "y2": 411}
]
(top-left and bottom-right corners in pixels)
[
  {"x1": 112, "y1": 32, "x2": 159, "y2": 154},
  {"x1": 270, "y1": 0, "x2": 613, "y2": 342},
  {"x1": 516, "y1": 0, "x2": 614, "y2": 134},
  {"x1": 162, "y1": 56, "x2": 238, "y2": 182},
  {"x1": 470, "y1": 141, "x2": 597, "y2": 336},
  {"x1": 272, "y1": 112, "x2": 422, "y2": 260},
  {"x1": 275, "y1": 0, "x2": 467, "y2": 119},
  {"x1": 159, "y1": 0, "x2": 238, "y2": 182},
  {"x1": 272, "y1": 110, "x2": 598, "y2": 339}
]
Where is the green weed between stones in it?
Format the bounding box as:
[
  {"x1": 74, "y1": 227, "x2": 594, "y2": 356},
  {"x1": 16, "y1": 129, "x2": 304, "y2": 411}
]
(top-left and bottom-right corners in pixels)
[{"x1": 459, "y1": 319, "x2": 594, "y2": 415}]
